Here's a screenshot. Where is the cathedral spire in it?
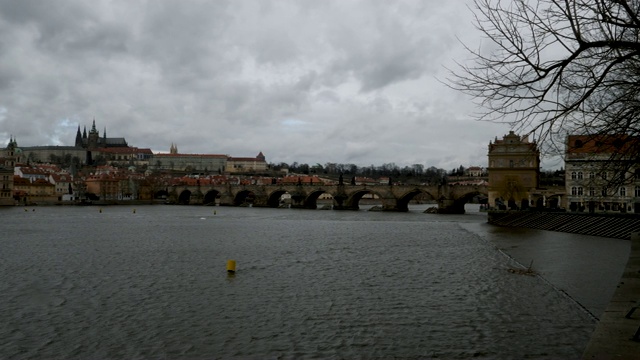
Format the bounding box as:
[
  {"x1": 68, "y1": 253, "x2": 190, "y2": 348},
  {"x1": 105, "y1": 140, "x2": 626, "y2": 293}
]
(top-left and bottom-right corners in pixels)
[
  {"x1": 75, "y1": 126, "x2": 82, "y2": 147},
  {"x1": 91, "y1": 118, "x2": 97, "y2": 133}
]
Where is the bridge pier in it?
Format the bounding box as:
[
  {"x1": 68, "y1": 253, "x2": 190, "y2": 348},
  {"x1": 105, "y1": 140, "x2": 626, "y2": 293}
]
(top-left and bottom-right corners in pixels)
[
  {"x1": 332, "y1": 190, "x2": 360, "y2": 210},
  {"x1": 218, "y1": 192, "x2": 235, "y2": 206},
  {"x1": 290, "y1": 188, "x2": 312, "y2": 209},
  {"x1": 437, "y1": 199, "x2": 465, "y2": 214}
]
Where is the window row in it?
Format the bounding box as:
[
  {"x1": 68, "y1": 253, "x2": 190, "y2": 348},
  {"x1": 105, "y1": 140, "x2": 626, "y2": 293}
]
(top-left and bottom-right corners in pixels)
[
  {"x1": 571, "y1": 169, "x2": 640, "y2": 180},
  {"x1": 570, "y1": 186, "x2": 640, "y2": 196}
]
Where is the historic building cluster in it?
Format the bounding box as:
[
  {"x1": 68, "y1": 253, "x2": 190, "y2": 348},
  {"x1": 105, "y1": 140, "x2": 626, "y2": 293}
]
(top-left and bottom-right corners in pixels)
[
  {"x1": 488, "y1": 131, "x2": 640, "y2": 213},
  {"x1": 2, "y1": 120, "x2": 640, "y2": 214},
  {"x1": 0, "y1": 120, "x2": 268, "y2": 205}
]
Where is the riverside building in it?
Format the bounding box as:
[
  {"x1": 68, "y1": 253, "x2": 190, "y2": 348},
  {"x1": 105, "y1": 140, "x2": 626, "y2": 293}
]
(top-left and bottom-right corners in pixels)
[
  {"x1": 487, "y1": 131, "x2": 541, "y2": 209},
  {"x1": 565, "y1": 134, "x2": 640, "y2": 213}
]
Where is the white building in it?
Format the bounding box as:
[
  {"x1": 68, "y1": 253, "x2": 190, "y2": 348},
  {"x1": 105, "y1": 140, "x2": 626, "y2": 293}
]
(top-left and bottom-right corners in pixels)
[{"x1": 565, "y1": 134, "x2": 640, "y2": 213}]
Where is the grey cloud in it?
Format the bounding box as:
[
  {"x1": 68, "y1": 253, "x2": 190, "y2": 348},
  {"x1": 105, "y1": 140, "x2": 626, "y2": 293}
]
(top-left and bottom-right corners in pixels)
[{"x1": 0, "y1": 0, "x2": 515, "y2": 170}]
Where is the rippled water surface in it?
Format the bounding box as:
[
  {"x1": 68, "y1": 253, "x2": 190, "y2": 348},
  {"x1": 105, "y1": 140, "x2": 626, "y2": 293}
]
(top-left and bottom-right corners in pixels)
[{"x1": 0, "y1": 205, "x2": 629, "y2": 359}]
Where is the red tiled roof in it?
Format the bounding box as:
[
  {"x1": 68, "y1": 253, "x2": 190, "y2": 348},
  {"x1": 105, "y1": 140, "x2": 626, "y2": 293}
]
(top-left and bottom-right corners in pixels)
[{"x1": 567, "y1": 134, "x2": 638, "y2": 154}]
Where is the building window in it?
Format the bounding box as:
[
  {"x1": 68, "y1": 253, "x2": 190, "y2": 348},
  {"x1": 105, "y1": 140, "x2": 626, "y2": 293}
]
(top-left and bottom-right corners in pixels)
[
  {"x1": 571, "y1": 171, "x2": 577, "y2": 180},
  {"x1": 589, "y1": 187, "x2": 596, "y2": 196},
  {"x1": 620, "y1": 187, "x2": 627, "y2": 196},
  {"x1": 589, "y1": 172, "x2": 595, "y2": 179},
  {"x1": 635, "y1": 186, "x2": 640, "y2": 197},
  {"x1": 577, "y1": 172, "x2": 583, "y2": 179},
  {"x1": 578, "y1": 187, "x2": 583, "y2": 195},
  {"x1": 571, "y1": 187, "x2": 578, "y2": 195}
]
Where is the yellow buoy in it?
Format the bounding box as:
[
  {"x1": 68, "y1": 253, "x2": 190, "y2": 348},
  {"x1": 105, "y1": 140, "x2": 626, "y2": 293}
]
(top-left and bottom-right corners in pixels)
[{"x1": 226, "y1": 260, "x2": 236, "y2": 273}]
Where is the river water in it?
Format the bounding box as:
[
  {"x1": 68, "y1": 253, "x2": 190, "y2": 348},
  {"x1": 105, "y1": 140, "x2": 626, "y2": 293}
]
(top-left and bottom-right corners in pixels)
[{"x1": 0, "y1": 204, "x2": 630, "y2": 359}]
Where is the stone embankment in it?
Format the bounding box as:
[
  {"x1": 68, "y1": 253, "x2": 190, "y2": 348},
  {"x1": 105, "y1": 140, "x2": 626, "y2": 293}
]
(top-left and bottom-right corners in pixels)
[
  {"x1": 582, "y1": 233, "x2": 640, "y2": 359},
  {"x1": 488, "y1": 211, "x2": 640, "y2": 240}
]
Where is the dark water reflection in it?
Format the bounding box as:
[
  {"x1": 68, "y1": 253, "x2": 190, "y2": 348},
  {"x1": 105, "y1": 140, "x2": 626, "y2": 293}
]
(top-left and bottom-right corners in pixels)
[{"x1": 0, "y1": 205, "x2": 629, "y2": 359}]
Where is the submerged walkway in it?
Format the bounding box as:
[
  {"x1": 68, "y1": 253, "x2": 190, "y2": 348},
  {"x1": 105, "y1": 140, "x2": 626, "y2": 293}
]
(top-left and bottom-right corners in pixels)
[
  {"x1": 488, "y1": 211, "x2": 640, "y2": 240},
  {"x1": 582, "y1": 233, "x2": 640, "y2": 359}
]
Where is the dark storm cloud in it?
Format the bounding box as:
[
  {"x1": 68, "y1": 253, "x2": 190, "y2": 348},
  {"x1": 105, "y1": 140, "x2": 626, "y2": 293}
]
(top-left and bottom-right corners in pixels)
[{"x1": 0, "y1": 0, "x2": 510, "y2": 170}]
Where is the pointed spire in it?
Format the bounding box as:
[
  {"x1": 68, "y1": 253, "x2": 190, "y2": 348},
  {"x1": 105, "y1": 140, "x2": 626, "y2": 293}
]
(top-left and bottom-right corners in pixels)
[
  {"x1": 75, "y1": 126, "x2": 82, "y2": 147},
  {"x1": 91, "y1": 118, "x2": 97, "y2": 133},
  {"x1": 83, "y1": 126, "x2": 87, "y2": 138},
  {"x1": 103, "y1": 126, "x2": 107, "y2": 140}
]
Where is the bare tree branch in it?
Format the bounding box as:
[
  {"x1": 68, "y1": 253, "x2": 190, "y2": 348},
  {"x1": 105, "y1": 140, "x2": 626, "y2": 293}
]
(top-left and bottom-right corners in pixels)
[{"x1": 449, "y1": 0, "x2": 640, "y2": 160}]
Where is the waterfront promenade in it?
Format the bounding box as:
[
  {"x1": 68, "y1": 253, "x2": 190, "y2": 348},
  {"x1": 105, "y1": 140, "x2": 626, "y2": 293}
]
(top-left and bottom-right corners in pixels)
[{"x1": 582, "y1": 233, "x2": 640, "y2": 359}]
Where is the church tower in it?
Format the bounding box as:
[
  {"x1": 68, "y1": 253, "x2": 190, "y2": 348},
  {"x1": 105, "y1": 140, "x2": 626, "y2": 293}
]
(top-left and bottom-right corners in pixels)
[
  {"x1": 170, "y1": 143, "x2": 178, "y2": 154},
  {"x1": 88, "y1": 119, "x2": 100, "y2": 149},
  {"x1": 5, "y1": 136, "x2": 19, "y2": 168},
  {"x1": 75, "y1": 126, "x2": 83, "y2": 147},
  {"x1": 0, "y1": 137, "x2": 16, "y2": 205}
]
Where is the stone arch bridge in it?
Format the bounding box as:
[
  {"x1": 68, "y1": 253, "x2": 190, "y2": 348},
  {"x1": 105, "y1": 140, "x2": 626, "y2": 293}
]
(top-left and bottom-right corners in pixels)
[{"x1": 167, "y1": 183, "x2": 487, "y2": 214}]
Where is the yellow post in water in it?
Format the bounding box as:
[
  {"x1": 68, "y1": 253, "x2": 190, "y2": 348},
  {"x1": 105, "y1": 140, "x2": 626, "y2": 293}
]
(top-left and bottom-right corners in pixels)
[{"x1": 226, "y1": 260, "x2": 236, "y2": 273}]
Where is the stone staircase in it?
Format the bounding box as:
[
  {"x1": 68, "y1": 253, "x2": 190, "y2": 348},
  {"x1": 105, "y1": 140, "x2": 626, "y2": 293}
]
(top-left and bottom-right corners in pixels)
[{"x1": 488, "y1": 211, "x2": 640, "y2": 240}]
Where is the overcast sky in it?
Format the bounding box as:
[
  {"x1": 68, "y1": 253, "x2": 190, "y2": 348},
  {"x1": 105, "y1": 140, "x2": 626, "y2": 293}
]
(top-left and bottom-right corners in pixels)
[{"x1": 0, "y1": 0, "x2": 544, "y2": 171}]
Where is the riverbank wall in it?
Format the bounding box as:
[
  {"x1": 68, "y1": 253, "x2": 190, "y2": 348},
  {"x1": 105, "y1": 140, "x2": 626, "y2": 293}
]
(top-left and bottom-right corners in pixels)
[
  {"x1": 488, "y1": 211, "x2": 640, "y2": 240},
  {"x1": 582, "y1": 233, "x2": 640, "y2": 359}
]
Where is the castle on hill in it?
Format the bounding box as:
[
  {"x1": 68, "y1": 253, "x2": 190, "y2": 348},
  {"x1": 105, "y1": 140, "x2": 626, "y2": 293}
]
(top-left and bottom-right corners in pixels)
[
  {"x1": 74, "y1": 119, "x2": 128, "y2": 150},
  {"x1": 6, "y1": 119, "x2": 267, "y2": 174}
]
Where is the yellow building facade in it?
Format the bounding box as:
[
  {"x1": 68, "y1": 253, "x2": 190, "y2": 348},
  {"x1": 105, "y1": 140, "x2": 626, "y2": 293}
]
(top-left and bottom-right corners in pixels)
[{"x1": 487, "y1": 131, "x2": 540, "y2": 209}]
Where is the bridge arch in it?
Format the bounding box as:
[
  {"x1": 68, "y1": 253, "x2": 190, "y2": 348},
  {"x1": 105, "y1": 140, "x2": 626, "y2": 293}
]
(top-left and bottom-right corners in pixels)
[
  {"x1": 267, "y1": 189, "x2": 289, "y2": 208},
  {"x1": 397, "y1": 189, "x2": 437, "y2": 212},
  {"x1": 203, "y1": 190, "x2": 221, "y2": 206},
  {"x1": 178, "y1": 190, "x2": 191, "y2": 205},
  {"x1": 154, "y1": 189, "x2": 169, "y2": 200},
  {"x1": 344, "y1": 189, "x2": 384, "y2": 210},
  {"x1": 234, "y1": 190, "x2": 255, "y2": 206},
  {"x1": 303, "y1": 189, "x2": 333, "y2": 209},
  {"x1": 446, "y1": 190, "x2": 486, "y2": 213}
]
